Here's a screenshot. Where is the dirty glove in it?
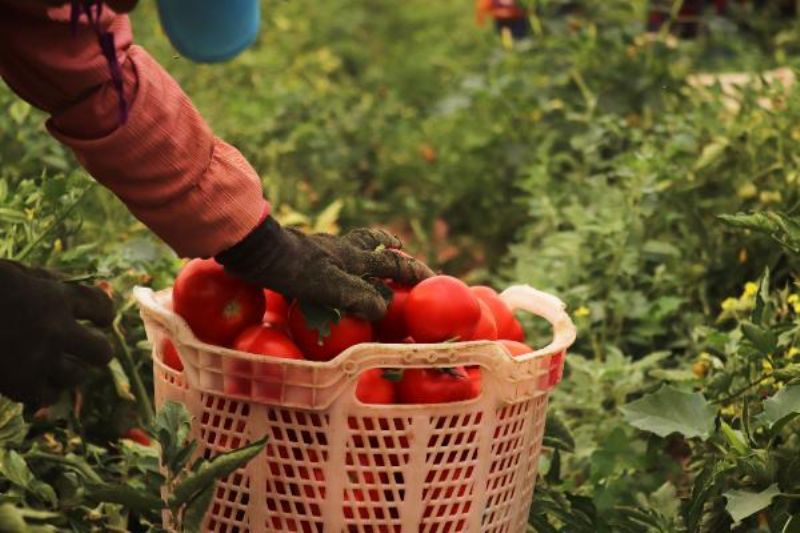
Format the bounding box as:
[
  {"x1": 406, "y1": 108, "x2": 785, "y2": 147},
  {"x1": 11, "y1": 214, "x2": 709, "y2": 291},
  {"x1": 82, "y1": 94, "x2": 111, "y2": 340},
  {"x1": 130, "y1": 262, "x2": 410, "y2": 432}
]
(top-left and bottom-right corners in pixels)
[
  {"x1": 216, "y1": 216, "x2": 434, "y2": 321},
  {"x1": 0, "y1": 260, "x2": 114, "y2": 406}
]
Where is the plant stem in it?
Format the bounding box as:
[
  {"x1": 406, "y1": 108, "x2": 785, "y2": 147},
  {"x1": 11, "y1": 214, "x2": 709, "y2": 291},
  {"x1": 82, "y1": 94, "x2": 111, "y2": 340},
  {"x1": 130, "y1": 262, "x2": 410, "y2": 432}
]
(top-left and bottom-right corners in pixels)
[
  {"x1": 14, "y1": 184, "x2": 94, "y2": 262},
  {"x1": 713, "y1": 372, "x2": 771, "y2": 405},
  {"x1": 113, "y1": 297, "x2": 154, "y2": 426},
  {"x1": 26, "y1": 451, "x2": 103, "y2": 483}
]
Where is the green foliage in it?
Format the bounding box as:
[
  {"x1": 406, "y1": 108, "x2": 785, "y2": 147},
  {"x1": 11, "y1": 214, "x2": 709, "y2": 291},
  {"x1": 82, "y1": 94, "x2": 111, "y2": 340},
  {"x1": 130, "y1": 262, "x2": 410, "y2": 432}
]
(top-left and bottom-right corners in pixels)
[{"x1": 621, "y1": 385, "x2": 716, "y2": 439}]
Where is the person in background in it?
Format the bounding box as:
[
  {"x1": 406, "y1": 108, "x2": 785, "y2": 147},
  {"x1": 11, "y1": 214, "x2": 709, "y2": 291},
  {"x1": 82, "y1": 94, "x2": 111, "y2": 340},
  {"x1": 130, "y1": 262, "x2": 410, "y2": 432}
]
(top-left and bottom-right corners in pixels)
[
  {"x1": 475, "y1": 0, "x2": 532, "y2": 41},
  {"x1": 647, "y1": 0, "x2": 797, "y2": 38},
  {"x1": 0, "y1": 0, "x2": 433, "y2": 406}
]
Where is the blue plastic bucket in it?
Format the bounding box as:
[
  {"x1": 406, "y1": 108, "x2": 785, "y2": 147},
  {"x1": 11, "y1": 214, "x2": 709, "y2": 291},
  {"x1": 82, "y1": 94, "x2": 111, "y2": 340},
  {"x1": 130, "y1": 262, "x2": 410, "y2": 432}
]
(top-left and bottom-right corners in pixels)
[{"x1": 156, "y1": 0, "x2": 261, "y2": 63}]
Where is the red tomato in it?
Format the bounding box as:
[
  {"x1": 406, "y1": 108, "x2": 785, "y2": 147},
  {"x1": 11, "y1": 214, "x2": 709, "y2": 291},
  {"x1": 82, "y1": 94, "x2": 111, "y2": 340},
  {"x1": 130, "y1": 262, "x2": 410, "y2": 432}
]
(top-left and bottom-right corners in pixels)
[
  {"x1": 233, "y1": 324, "x2": 305, "y2": 359},
  {"x1": 469, "y1": 299, "x2": 498, "y2": 340},
  {"x1": 470, "y1": 286, "x2": 522, "y2": 341},
  {"x1": 288, "y1": 302, "x2": 374, "y2": 362},
  {"x1": 161, "y1": 338, "x2": 183, "y2": 371},
  {"x1": 498, "y1": 339, "x2": 534, "y2": 356},
  {"x1": 263, "y1": 289, "x2": 289, "y2": 328},
  {"x1": 404, "y1": 276, "x2": 481, "y2": 343},
  {"x1": 230, "y1": 325, "x2": 304, "y2": 400},
  {"x1": 376, "y1": 282, "x2": 412, "y2": 342},
  {"x1": 505, "y1": 316, "x2": 526, "y2": 342},
  {"x1": 396, "y1": 367, "x2": 478, "y2": 404},
  {"x1": 466, "y1": 366, "x2": 482, "y2": 397},
  {"x1": 355, "y1": 369, "x2": 398, "y2": 404},
  {"x1": 172, "y1": 259, "x2": 265, "y2": 346},
  {"x1": 122, "y1": 428, "x2": 151, "y2": 446}
]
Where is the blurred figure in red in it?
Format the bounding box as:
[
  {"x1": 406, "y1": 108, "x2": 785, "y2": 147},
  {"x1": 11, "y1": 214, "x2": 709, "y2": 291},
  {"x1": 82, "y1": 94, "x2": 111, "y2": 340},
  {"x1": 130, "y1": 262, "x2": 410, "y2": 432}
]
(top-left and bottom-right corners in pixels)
[{"x1": 475, "y1": 0, "x2": 531, "y2": 40}]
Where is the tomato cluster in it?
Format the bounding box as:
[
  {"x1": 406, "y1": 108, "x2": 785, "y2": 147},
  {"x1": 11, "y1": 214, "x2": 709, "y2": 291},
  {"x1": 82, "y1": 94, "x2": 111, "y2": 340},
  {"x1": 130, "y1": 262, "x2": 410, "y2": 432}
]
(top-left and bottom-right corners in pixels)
[{"x1": 167, "y1": 258, "x2": 535, "y2": 405}]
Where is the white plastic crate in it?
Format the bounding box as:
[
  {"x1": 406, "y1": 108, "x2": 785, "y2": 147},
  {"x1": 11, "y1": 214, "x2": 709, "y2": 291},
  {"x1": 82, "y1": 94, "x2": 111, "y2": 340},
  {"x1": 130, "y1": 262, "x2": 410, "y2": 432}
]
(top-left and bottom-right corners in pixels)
[{"x1": 135, "y1": 284, "x2": 576, "y2": 532}]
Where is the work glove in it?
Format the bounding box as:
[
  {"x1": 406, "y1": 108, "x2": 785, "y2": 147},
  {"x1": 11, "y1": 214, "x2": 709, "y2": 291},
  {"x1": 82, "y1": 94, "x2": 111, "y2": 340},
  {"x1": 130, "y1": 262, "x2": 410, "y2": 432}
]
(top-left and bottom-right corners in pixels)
[
  {"x1": 216, "y1": 216, "x2": 435, "y2": 321},
  {"x1": 0, "y1": 260, "x2": 114, "y2": 406}
]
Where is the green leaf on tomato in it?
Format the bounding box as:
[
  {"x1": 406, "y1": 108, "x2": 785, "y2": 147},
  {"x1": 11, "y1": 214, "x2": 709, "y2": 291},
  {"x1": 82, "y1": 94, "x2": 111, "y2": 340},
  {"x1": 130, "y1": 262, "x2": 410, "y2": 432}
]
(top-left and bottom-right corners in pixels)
[{"x1": 299, "y1": 301, "x2": 341, "y2": 340}]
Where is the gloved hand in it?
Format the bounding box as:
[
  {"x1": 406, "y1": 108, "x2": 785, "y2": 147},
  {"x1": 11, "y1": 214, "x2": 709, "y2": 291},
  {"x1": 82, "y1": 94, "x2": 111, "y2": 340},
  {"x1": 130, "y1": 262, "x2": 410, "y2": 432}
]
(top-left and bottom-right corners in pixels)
[
  {"x1": 0, "y1": 260, "x2": 114, "y2": 406},
  {"x1": 216, "y1": 216, "x2": 435, "y2": 321}
]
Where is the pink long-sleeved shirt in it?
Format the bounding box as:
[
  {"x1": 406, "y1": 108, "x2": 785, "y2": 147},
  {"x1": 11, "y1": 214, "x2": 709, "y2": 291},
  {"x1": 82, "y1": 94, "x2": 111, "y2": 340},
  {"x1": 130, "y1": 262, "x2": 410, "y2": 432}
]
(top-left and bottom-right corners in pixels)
[{"x1": 0, "y1": 3, "x2": 269, "y2": 258}]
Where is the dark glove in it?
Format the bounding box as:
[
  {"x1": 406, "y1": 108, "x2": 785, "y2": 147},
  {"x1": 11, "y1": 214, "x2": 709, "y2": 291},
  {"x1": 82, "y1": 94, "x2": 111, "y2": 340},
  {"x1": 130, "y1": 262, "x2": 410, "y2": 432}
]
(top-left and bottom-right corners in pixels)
[
  {"x1": 216, "y1": 216, "x2": 435, "y2": 321},
  {"x1": 0, "y1": 260, "x2": 114, "y2": 406}
]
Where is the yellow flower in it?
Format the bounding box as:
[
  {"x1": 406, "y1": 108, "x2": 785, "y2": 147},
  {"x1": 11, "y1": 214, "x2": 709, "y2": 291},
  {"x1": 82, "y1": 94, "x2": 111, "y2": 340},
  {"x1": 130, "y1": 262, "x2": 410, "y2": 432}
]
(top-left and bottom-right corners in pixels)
[
  {"x1": 760, "y1": 376, "x2": 775, "y2": 386},
  {"x1": 788, "y1": 294, "x2": 800, "y2": 305},
  {"x1": 743, "y1": 282, "x2": 758, "y2": 298},
  {"x1": 574, "y1": 306, "x2": 590, "y2": 318},
  {"x1": 759, "y1": 190, "x2": 783, "y2": 204},
  {"x1": 794, "y1": 303, "x2": 800, "y2": 314},
  {"x1": 788, "y1": 347, "x2": 800, "y2": 359},
  {"x1": 776, "y1": 381, "x2": 785, "y2": 390},
  {"x1": 737, "y1": 182, "x2": 758, "y2": 199},
  {"x1": 762, "y1": 360, "x2": 774, "y2": 374},
  {"x1": 720, "y1": 405, "x2": 736, "y2": 417},
  {"x1": 721, "y1": 298, "x2": 738, "y2": 312},
  {"x1": 52, "y1": 239, "x2": 63, "y2": 253}
]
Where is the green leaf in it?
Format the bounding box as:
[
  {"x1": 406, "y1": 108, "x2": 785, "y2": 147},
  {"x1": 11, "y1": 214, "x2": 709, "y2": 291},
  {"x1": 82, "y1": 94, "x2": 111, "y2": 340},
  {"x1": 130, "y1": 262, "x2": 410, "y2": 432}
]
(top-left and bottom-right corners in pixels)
[
  {"x1": 86, "y1": 483, "x2": 163, "y2": 514},
  {"x1": 0, "y1": 503, "x2": 26, "y2": 533},
  {"x1": 757, "y1": 384, "x2": 800, "y2": 428},
  {"x1": 685, "y1": 461, "x2": 731, "y2": 531},
  {"x1": 0, "y1": 209, "x2": 26, "y2": 224},
  {"x1": 724, "y1": 483, "x2": 780, "y2": 523},
  {"x1": 182, "y1": 482, "x2": 215, "y2": 532},
  {"x1": 170, "y1": 437, "x2": 267, "y2": 507},
  {"x1": 720, "y1": 421, "x2": 748, "y2": 455},
  {"x1": 741, "y1": 322, "x2": 777, "y2": 354},
  {"x1": 641, "y1": 240, "x2": 681, "y2": 259},
  {"x1": 543, "y1": 412, "x2": 575, "y2": 453},
  {"x1": 694, "y1": 138, "x2": 729, "y2": 171},
  {"x1": 753, "y1": 268, "x2": 770, "y2": 325},
  {"x1": 108, "y1": 359, "x2": 135, "y2": 402},
  {"x1": 298, "y1": 301, "x2": 341, "y2": 340},
  {"x1": 0, "y1": 450, "x2": 34, "y2": 489},
  {"x1": 381, "y1": 368, "x2": 403, "y2": 382},
  {"x1": 8, "y1": 101, "x2": 31, "y2": 125},
  {"x1": 0, "y1": 398, "x2": 27, "y2": 447},
  {"x1": 620, "y1": 385, "x2": 715, "y2": 439},
  {"x1": 171, "y1": 441, "x2": 199, "y2": 475},
  {"x1": 719, "y1": 211, "x2": 800, "y2": 256},
  {"x1": 544, "y1": 448, "x2": 561, "y2": 484},
  {"x1": 152, "y1": 401, "x2": 191, "y2": 474}
]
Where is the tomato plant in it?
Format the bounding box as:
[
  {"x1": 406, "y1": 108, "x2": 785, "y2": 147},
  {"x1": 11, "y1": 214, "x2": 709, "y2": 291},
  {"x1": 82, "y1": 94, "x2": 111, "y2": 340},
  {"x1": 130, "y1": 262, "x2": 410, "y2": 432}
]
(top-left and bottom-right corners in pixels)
[{"x1": 172, "y1": 258, "x2": 265, "y2": 346}]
